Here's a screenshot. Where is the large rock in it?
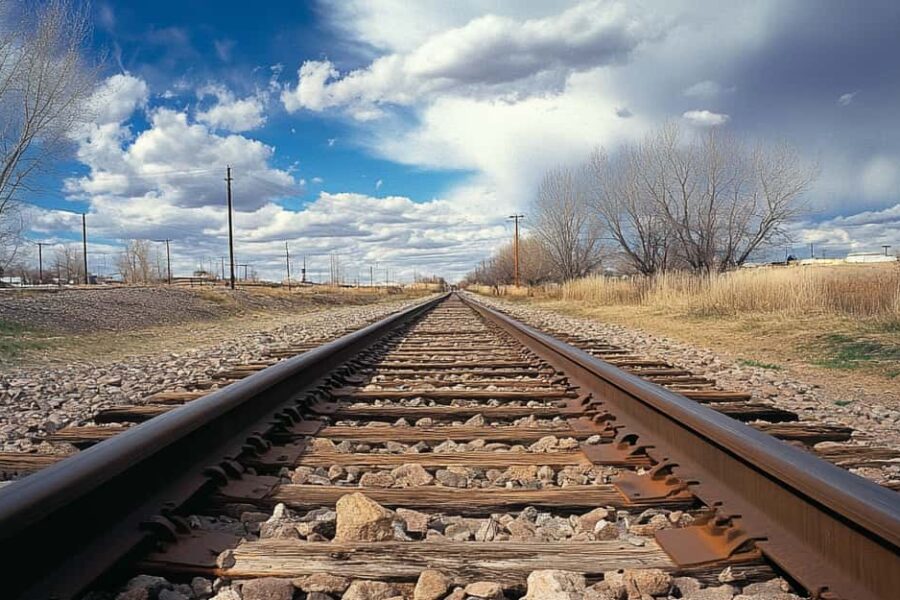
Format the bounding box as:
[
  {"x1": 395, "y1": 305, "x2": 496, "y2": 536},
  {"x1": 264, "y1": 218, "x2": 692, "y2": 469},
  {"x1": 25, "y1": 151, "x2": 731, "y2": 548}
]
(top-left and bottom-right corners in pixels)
[
  {"x1": 240, "y1": 578, "x2": 295, "y2": 600},
  {"x1": 342, "y1": 580, "x2": 401, "y2": 600},
  {"x1": 335, "y1": 493, "x2": 396, "y2": 542},
  {"x1": 391, "y1": 463, "x2": 434, "y2": 487},
  {"x1": 414, "y1": 570, "x2": 451, "y2": 600},
  {"x1": 524, "y1": 570, "x2": 586, "y2": 600}
]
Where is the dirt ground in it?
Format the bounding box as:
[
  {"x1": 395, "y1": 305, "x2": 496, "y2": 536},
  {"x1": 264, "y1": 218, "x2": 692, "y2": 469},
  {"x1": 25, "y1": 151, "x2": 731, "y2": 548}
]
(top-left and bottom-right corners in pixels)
[{"x1": 0, "y1": 285, "x2": 429, "y2": 367}]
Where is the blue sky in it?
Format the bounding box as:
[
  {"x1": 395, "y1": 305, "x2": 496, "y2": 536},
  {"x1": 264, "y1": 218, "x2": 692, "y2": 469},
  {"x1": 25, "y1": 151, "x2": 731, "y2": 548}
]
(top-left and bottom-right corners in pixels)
[{"x1": 21, "y1": 0, "x2": 900, "y2": 280}]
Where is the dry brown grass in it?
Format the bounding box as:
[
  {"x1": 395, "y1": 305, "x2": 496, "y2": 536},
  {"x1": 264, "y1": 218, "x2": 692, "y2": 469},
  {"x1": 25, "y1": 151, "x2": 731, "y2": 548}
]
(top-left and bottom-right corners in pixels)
[
  {"x1": 549, "y1": 264, "x2": 899, "y2": 324},
  {"x1": 472, "y1": 264, "x2": 900, "y2": 387}
]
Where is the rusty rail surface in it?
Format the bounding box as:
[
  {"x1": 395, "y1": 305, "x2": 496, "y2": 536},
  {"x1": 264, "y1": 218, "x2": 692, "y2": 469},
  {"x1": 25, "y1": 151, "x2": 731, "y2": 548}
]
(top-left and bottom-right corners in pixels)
[
  {"x1": 460, "y1": 293, "x2": 900, "y2": 600},
  {"x1": 0, "y1": 293, "x2": 447, "y2": 600}
]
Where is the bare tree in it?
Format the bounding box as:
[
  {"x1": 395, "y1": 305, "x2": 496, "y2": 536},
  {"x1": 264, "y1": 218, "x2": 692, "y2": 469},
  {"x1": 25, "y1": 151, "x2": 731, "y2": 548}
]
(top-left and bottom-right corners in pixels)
[
  {"x1": 596, "y1": 123, "x2": 815, "y2": 274},
  {"x1": 587, "y1": 147, "x2": 673, "y2": 275},
  {"x1": 53, "y1": 243, "x2": 83, "y2": 283},
  {"x1": 0, "y1": 0, "x2": 98, "y2": 274},
  {"x1": 117, "y1": 239, "x2": 156, "y2": 283},
  {"x1": 532, "y1": 167, "x2": 604, "y2": 281}
]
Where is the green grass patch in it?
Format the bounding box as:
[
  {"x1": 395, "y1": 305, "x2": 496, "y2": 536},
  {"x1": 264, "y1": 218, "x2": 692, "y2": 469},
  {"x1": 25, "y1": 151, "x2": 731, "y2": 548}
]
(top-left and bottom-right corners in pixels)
[
  {"x1": 834, "y1": 399, "x2": 854, "y2": 407},
  {"x1": 737, "y1": 358, "x2": 782, "y2": 370},
  {"x1": 813, "y1": 333, "x2": 900, "y2": 371},
  {"x1": 0, "y1": 320, "x2": 47, "y2": 361}
]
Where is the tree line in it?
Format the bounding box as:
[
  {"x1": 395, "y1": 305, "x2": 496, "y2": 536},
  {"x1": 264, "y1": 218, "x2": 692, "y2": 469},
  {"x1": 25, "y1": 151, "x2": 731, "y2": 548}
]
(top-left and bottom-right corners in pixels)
[{"x1": 466, "y1": 123, "x2": 817, "y2": 286}]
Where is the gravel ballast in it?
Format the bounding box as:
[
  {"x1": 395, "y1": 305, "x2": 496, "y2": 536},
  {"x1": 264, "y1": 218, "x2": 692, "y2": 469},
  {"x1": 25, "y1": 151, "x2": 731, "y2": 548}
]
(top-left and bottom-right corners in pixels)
[{"x1": 0, "y1": 296, "x2": 434, "y2": 452}]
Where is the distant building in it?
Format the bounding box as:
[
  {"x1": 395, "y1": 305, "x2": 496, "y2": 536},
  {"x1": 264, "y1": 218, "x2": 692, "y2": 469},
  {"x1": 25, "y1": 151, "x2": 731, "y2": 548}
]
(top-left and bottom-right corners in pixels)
[
  {"x1": 845, "y1": 252, "x2": 898, "y2": 264},
  {"x1": 0, "y1": 276, "x2": 23, "y2": 286}
]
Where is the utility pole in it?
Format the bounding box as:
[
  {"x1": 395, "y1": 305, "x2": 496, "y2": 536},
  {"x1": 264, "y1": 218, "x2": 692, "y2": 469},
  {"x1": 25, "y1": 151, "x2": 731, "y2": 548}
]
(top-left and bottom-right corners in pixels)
[
  {"x1": 285, "y1": 242, "x2": 292, "y2": 291},
  {"x1": 302, "y1": 255, "x2": 307, "y2": 283},
  {"x1": 883, "y1": 245, "x2": 891, "y2": 256},
  {"x1": 36, "y1": 243, "x2": 47, "y2": 285},
  {"x1": 809, "y1": 242, "x2": 814, "y2": 259},
  {"x1": 82, "y1": 213, "x2": 89, "y2": 284},
  {"x1": 154, "y1": 239, "x2": 172, "y2": 284},
  {"x1": 508, "y1": 214, "x2": 524, "y2": 287},
  {"x1": 225, "y1": 166, "x2": 236, "y2": 290}
]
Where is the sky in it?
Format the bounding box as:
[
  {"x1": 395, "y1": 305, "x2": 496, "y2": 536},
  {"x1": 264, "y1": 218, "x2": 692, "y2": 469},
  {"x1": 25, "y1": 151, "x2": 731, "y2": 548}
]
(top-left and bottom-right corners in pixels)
[{"x1": 20, "y1": 0, "x2": 900, "y2": 281}]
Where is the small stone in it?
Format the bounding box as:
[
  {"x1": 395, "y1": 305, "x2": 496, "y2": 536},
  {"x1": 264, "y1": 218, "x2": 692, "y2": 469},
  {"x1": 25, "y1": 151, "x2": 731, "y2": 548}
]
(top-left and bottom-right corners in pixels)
[
  {"x1": 414, "y1": 569, "x2": 451, "y2": 600},
  {"x1": 685, "y1": 585, "x2": 736, "y2": 600},
  {"x1": 622, "y1": 568, "x2": 671, "y2": 598},
  {"x1": 583, "y1": 582, "x2": 617, "y2": 600},
  {"x1": 396, "y1": 507, "x2": 430, "y2": 533},
  {"x1": 295, "y1": 573, "x2": 351, "y2": 594},
  {"x1": 312, "y1": 438, "x2": 337, "y2": 451},
  {"x1": 334, "y1": 493, "x2": 396, "y2": 542},
  {"x1": 210, "y1": 589, "x2": 241, "y2": 600},
  {"x1": 359, "y1": 471, "x2": 396, "y2": 487},
  {"x1": 506, "y1": 518, "x2": 537, "y2": 541},
  {"x1": 524, "y1": 570, "x2": 586, "y2": 600},
  {"x1": 158, "y1": 591, "x2": 189, "y2": 600},
  {"x1": 504, "y1": 465, "x2": 538, "y2": 483},
  {"x1": 444, "y1": 522, "x2": 473, "y2": 541},
  {"x1": 602, "y1": 571, "x2": 626, "y2": 599},
  {"x1": 464, "y1": 581, "x2": 504, "y2": 599},
  {"x1": 240, "y1": 577, "x2": 295, "y2": 600},
  {"x1": 391, "y1": 463, "x2": 434, "y2": 487},
  {"x1": 192, "y1": 577, "x2": 214, "y2": 599},
  {"x1": 741, "y1": 579, "x2": 790, "y2": 595},
  {"x1": 672, "y1": 577, "x2": 702, "y2": 596},
  {"x1": 342, "y1": 580, "x2": 401, "y2": 600},
  {"x1": 435, "y1": 468, "x2": 468, "y2": 488},
  {"x1": 120, "y1": 575, "x2": 171, "y2": 599},
  {"x1": 577, "y1": 507, "x2": 609, "y2": 533},
  {"x1": 528, "y1": 436, "x2": 559, "y2": 452},
  {"x1": 475, "y1": 518, "x2": 500, "y2": 542},
  {"x1": 465, "y1": 414, "x2": 485, "y2": 426}
]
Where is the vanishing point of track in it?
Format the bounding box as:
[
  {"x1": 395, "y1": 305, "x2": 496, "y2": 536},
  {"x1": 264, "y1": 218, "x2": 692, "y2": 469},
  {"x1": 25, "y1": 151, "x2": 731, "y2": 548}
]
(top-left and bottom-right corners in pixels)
[{"x1": 0, "y1": 293, "x2": 897, "y2": 599}]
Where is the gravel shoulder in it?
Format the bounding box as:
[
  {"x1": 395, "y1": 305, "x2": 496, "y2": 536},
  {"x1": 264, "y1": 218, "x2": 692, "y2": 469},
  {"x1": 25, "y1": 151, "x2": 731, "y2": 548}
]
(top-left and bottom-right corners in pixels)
[
  {"x1": 0, "y1": 294, "x2": 435, "y2": 451},
  {"x1": 468, "y1": 292, "x2": 900, "y2": 456}
]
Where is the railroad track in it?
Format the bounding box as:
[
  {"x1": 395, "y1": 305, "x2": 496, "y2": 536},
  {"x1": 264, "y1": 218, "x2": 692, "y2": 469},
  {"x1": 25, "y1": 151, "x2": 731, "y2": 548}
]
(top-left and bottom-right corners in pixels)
[{"x1": 0, "y1": 293, "x2": 897, "y2": 599}]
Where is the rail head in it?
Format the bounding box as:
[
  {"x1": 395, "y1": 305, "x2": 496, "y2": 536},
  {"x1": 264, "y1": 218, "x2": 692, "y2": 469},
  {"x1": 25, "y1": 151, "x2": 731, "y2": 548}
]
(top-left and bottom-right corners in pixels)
[
  {"x1": 460, "y1": 292, "x2": 900, "y2": 600},
  {"x1": 0, "y1": 292, "x2": 447, "y2": 600}
]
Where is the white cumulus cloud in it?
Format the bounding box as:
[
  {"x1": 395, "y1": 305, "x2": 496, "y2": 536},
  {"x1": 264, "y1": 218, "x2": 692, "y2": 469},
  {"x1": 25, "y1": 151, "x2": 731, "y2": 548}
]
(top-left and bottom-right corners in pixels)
[
  {"x1": 282, "y1": 1, "x2": 664, "y2": 119},
  {"x1": 196, "y1": 85, "x2": 266, "y2": 132},
  {"x1": 682, "y1": 109, "x2": 730, "y2": 126}
]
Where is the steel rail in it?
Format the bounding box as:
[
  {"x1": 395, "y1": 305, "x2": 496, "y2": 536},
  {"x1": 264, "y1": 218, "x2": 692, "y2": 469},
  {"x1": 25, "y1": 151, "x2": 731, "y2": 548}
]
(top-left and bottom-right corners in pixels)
[
  {"x1": 460, "y1": 293, "x2": 900, "y2": 600},
  {"x1": 0, "y1": 293, "x2": 447, "y2": 600}
]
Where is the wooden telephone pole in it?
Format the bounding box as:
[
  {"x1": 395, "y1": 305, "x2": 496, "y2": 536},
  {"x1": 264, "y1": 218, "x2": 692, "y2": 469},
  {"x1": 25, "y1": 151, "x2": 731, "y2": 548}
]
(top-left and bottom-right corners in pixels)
[
  {"x1": 225, "y1": 166, "x2": 236, "y2": 289},
  {"x1": 285, "y1": 242, "x2": 292, "y2": 290},
  {"x1": 508, "y1": 214, "x2": 524, "y2": 287}
]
